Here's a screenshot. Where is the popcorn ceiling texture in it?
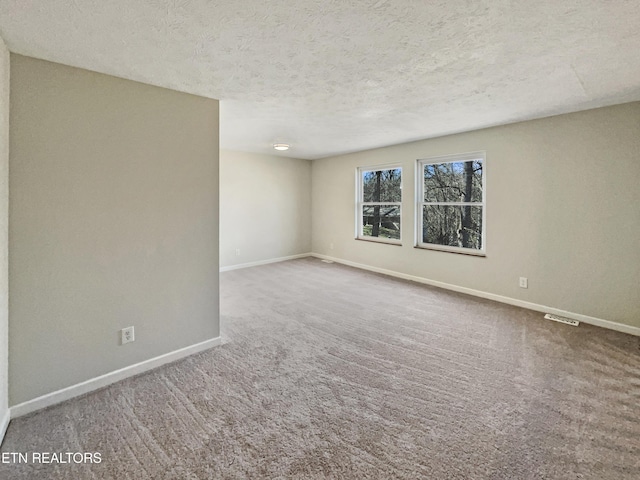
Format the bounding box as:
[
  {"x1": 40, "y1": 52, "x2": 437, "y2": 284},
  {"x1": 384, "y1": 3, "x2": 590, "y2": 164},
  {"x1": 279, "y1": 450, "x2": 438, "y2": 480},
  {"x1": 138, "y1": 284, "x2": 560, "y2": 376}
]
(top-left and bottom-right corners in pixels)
[{"x1": 1, "y1": 0, "x2": 639, "y2": 158}]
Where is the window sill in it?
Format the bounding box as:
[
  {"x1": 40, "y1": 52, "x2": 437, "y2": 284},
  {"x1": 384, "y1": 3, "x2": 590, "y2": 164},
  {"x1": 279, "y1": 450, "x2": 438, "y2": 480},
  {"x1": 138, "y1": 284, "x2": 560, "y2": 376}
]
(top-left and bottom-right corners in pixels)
[
  {"x1": 356, "y1": 237, "x2": 402, "y2": 246},
  {"x1": 414, "y1": 244, "x2": 486, "y2": 257}
]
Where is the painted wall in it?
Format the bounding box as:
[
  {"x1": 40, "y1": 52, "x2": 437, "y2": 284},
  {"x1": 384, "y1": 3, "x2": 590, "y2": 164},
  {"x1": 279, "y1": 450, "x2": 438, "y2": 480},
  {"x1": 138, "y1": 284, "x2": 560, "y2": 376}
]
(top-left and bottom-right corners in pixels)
[
  {"x1": 312, "y1": 102, "x2": 640, "y2": 329},
  {"x1": 9, "y1": 55, "x2": 220, "y2": 405},
  {"x1": 0, "y1": 37, "x2": 9, "y2": 439},
  {"x1": 220, "y1": 150, "x2": 311, "y2": 268}
]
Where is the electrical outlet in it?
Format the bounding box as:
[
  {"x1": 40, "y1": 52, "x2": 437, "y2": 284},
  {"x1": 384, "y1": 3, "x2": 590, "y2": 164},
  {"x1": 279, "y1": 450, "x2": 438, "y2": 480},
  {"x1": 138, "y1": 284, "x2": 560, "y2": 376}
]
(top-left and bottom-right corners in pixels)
[
  {"x1": 235, "y1": 248, "x2": 240, "y2": 256},
  {"x1": 519, "y1": 277, "x2": 528, "y2": 289},
  {"x1": 121, "y1": 326, "x2": 135, "y2": 345},
  {"x1": 329, "y1": 242, "x2": 334, "y2": 250}
]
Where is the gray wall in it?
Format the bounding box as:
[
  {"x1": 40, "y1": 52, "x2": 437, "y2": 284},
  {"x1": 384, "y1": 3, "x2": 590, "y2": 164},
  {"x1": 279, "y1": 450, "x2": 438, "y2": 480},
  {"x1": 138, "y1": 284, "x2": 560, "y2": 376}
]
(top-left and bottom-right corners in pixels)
[
  {"x1": 0, "y1": 37, "x2": 8, "y2": 432},
  {"x1": 220, "y1": 150, "x2": 311, "y2": 268},
  {"x1": 312, "y1": 103, "x2": 640, "y2": 329},
  {"x1": 9, "y1": 55, "x2": 220, "y2": 405}
]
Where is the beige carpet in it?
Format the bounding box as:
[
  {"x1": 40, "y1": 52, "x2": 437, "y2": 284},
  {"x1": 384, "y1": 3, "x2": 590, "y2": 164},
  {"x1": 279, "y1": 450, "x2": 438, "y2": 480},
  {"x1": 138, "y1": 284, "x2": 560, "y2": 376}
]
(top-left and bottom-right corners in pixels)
[{"x1": 1, "y1": 257, "x2": 639, "y2": 479}]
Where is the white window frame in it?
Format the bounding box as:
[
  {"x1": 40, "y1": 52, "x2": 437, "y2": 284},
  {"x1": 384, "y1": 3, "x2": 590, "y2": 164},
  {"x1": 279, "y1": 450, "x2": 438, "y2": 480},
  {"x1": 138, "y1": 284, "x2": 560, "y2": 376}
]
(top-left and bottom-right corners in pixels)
[
  {"x1": 415, "y1": 152, "x2": 486, "y2": 256},
  {"x1": 355, "y1": 163, "x2": 403, "y2": 245}
]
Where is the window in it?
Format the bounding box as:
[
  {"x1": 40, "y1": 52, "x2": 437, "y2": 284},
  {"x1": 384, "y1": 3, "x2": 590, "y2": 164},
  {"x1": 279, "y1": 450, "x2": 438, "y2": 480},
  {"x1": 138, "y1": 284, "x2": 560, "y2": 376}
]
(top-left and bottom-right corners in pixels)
[
  {"x1": 356, "y1": 165, "x2": 402, "y2": 244},
  {"x1": 416, "y1": 152, "x2": 485, "y2": 255}
]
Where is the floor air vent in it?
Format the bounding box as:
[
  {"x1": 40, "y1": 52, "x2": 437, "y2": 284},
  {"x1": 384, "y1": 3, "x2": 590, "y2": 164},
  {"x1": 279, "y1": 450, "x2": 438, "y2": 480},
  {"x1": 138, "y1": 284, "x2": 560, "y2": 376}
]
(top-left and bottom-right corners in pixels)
[
  {"x1": 544, "y1": 313, "x2": 580, "y2": 327},
  {"x1": 321, "y1": 259, "x2": 334, "y2": 264}
]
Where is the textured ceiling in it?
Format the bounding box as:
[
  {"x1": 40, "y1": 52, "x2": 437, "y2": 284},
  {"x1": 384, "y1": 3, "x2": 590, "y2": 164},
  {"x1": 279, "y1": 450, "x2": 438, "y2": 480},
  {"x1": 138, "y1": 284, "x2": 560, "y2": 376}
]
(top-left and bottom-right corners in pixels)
[{"x1": 1, "y1": 1, "x2": 639, "y2": 159}]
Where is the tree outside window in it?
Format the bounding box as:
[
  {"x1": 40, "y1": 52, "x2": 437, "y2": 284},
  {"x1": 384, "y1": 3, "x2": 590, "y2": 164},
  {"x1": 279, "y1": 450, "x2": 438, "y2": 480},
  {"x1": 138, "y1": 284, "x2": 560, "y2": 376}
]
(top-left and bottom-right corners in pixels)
[
  {"x1": 356, "y1": 165, "x2": 402, "y2": 244},
  {"x1": 417, "y1": 153, "x2": 485, "y2": 255}
]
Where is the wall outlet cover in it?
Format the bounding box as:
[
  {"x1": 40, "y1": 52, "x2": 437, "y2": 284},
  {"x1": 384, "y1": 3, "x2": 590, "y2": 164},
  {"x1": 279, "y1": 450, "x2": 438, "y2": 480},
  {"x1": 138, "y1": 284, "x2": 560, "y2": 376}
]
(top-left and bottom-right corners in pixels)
[{"x1": 121, "y1": 326, "x2": 135, "y2": 345}]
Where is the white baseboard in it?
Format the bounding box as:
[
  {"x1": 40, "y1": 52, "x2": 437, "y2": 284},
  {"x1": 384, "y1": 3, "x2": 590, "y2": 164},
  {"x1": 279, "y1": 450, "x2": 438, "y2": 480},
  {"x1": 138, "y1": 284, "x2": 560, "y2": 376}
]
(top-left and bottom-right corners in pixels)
[
  {"x1": 10, "y1": 337, "x2": 221, "y2": 419},
  {"x1": 220, "y1": 253, "x2": 311, "y2": 272},
  {"x1": 0, "y1": 408, "x2": 9, "y2": 446},
  {"x1": 311, "y1": 253, "x2": 640, "y2": 337}
]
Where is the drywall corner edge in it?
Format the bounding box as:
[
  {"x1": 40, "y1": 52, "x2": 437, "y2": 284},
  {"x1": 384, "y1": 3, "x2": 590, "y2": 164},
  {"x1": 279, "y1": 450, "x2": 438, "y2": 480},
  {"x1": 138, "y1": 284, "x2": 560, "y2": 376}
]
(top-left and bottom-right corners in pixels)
[
  {"x1": 0, "y1": 408, "x2": 9, "y2": 446},
  {"x1": 310, "y1": 253, "x2": 640, "y2": 337},
  {"x1": 10, "y1": 337, "x2": 221, "y2": 419}
]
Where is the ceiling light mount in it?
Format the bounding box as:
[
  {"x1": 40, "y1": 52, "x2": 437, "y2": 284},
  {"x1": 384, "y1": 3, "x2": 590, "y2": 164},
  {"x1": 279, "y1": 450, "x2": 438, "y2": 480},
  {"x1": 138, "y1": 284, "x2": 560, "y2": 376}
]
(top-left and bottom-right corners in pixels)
[{"x1": 273, "y1": 143, "x2": 290, "y2": 151}]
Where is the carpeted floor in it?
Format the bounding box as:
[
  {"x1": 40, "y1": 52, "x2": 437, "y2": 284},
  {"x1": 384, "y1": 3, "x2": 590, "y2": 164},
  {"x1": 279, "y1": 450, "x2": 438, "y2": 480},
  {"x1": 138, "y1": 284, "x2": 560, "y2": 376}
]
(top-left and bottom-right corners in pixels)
[{"x1": 1, "y1": 257, "x2": 639, "y2": 479}]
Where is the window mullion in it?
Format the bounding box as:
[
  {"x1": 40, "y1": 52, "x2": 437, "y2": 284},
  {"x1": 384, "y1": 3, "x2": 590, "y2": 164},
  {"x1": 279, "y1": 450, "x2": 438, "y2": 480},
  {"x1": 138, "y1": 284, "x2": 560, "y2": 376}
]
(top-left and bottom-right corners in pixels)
[{"x1": 422, "y1": 202, "x2": 482, "y2": 206}]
